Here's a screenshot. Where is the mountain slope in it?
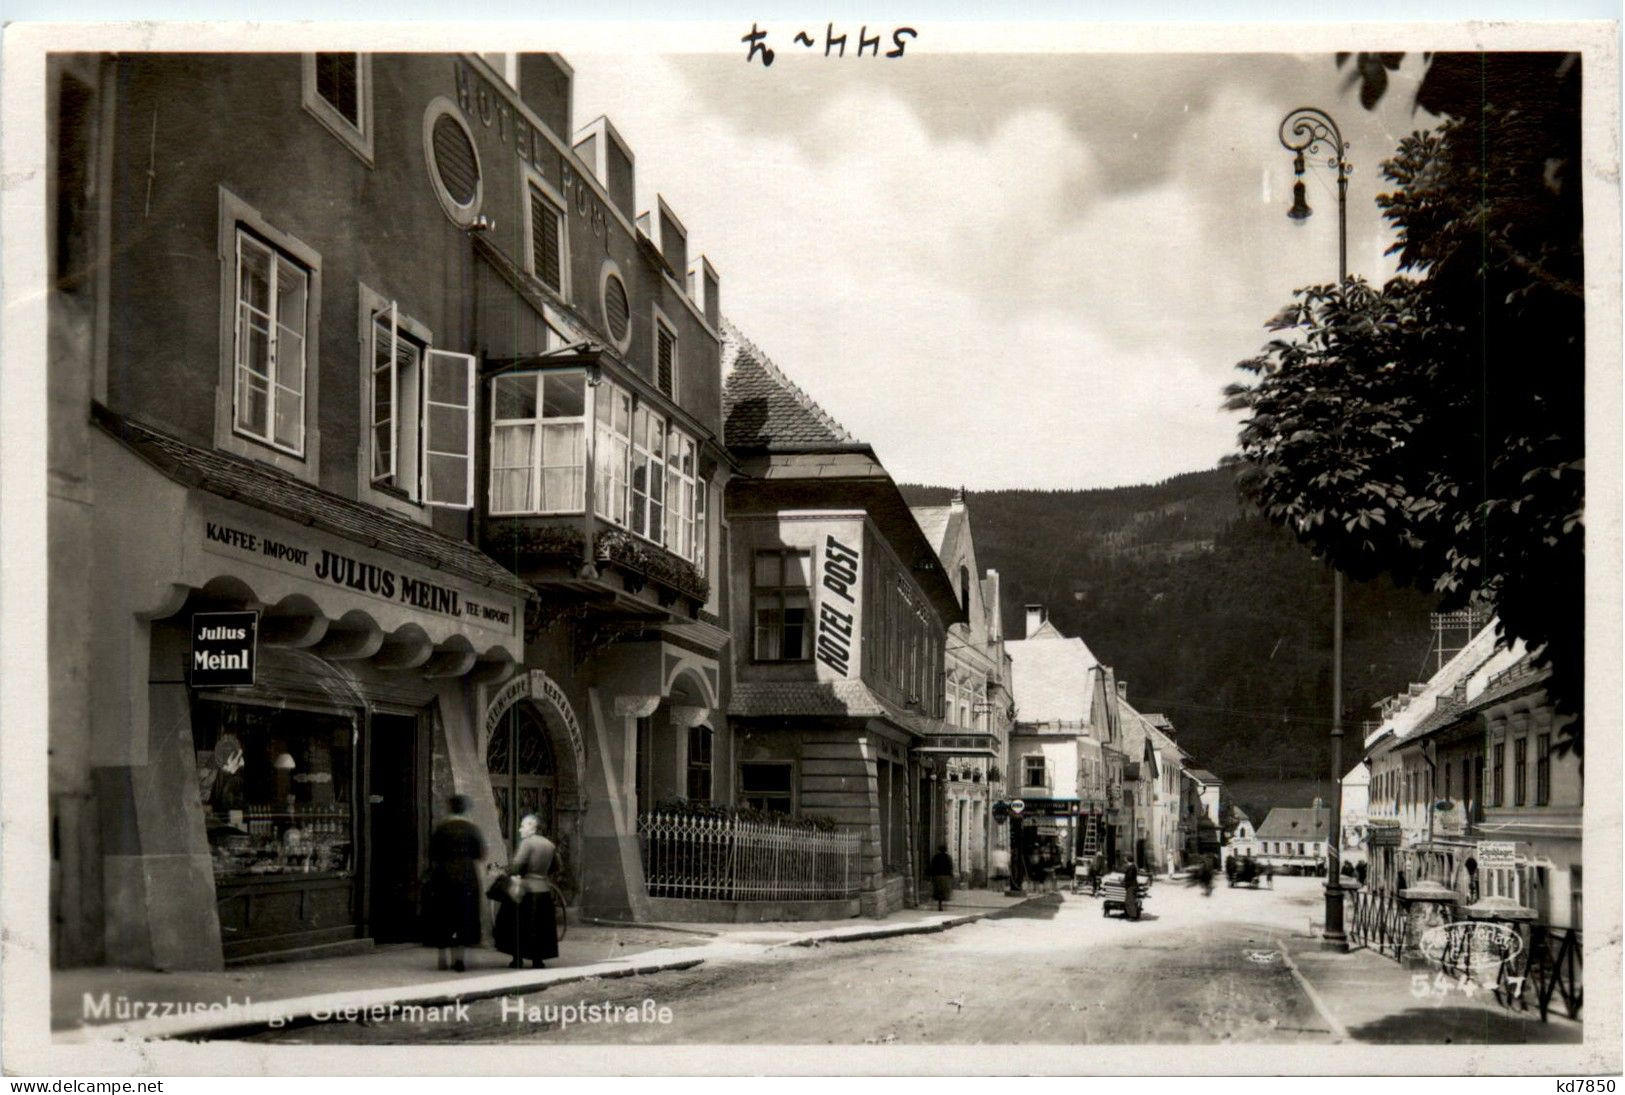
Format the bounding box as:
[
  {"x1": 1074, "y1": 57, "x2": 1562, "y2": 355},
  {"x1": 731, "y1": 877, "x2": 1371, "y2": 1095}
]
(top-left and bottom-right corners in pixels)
[{"x1": 902, "y1": 467, "x2": 1442, "y2": 821}]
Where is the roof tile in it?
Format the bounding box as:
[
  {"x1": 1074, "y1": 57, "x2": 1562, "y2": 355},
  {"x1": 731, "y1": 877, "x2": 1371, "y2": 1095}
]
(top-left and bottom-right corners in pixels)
[{"x1": 721, "y1": 318, "x2": 857, "y2": 449}]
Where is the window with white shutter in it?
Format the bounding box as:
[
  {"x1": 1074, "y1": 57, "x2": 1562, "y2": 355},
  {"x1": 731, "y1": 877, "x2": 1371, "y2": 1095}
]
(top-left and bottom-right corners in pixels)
[{"x1": 422, "y1": 349, "x2": 475, "y2": 509}]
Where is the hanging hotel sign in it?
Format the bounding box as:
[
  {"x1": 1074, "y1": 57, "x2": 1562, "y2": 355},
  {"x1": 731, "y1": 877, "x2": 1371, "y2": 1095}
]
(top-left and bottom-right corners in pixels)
[
  {"x1": 815, "y1": 533, "x2": 864, "y2": 679},
  {"x1": 200, "y1": 515, "x2": 517, "y2": 637},
  {"x1": 190, "y1": 611, "x2": 258, "y2": 688}
]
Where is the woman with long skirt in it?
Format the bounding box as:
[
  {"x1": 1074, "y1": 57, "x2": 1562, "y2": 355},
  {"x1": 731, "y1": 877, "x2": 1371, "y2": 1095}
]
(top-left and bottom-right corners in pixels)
[
  {"x1": 424, "y1": 793, "x2": 485, "y2": 972},
  {"x1": 493, "y1": 813, "x2": 559, "y2": 969}
]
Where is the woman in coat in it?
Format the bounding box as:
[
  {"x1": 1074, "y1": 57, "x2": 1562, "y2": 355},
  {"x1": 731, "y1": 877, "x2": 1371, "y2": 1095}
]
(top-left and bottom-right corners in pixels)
[
  {"x1": 928, "y1": 845, "x2": 955, "y2": 911},
  {"x1": 1122, "y1": 860, "x2": 1141, "y2": 921},
  {"x1": 493, "y1": 813, "x2": 560, "y2": 968},
  {"x1": 424, "y1": 793, "x2": 485, "y2": 972}
]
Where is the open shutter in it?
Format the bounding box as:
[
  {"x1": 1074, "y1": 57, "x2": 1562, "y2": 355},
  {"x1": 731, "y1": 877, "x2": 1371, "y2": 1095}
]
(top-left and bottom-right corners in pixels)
[{"x1": 422, "y1": 349, "x2": 476, "y2": 509}]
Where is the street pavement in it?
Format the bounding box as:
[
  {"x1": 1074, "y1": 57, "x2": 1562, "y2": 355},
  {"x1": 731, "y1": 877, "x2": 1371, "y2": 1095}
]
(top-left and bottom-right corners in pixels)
[{"x1": 244, "y1": 875, "x2": 1582, "y2": 1046}]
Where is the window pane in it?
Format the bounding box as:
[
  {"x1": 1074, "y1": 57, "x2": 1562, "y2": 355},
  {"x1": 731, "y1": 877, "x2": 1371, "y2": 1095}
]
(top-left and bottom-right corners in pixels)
[
  {"x1": 372, "y1": 422, "x2": 393, "y2": 479},
  {"x1": 741, "y1": 763, "x2": 793, "y2": 794},
  {"x1": 238, "y1": 236, "x2": 271, "y2": 314},
  {"x1": 648, "y1": 416, "x2": 665, "y2": 458},
  {"x1": 240, "y1": 314, "x2": 272, "y2": 381},
  {"x1": 237, "y1": 373, "x2": 268, "y2": 432},
  {"x1": 275, "y1": 330, "x2": 304, "y2": 391},
  {"x1": 275, "y1": 261, "x2": 307, "y2": 335},
  {"x1": 785, "y1": 551, "x2": 812, "y2": 588},
  {"x1": 542, "y1": 372, "x2": 585, "y2": 418},
  {"x1": 428, "y1": 356, "x2": 466, "y2": 406},
  {"x1": 753, "y1": 603, "x2": 782, "y2": 660},
  {"x1": 273, "y1": 389, "x2": 302, "y2": 449},
  {"x1": 428, "y1": 403, "x2": 468, "y2": 454},
  {"x1": 493, "y1": 375, "x2": 537, "y2": 420},
  {"x1": 427, "y1": 453, "x2": 468, "y2": 505},
  {"x1": 782, "y1": 591, "x2": 809, "y2": 659},
  {"x1": 754, "y1": 552, "x2": 781, "y2": 587},
  {"x1": 314, "y1": 53, "x2": 360, "y2": 125}
]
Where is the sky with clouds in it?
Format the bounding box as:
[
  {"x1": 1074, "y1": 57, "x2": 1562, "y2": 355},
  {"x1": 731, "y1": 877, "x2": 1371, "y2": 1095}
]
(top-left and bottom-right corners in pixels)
[{"x1": 569, "y1": 49, "x2": 1438, "y2": 490}]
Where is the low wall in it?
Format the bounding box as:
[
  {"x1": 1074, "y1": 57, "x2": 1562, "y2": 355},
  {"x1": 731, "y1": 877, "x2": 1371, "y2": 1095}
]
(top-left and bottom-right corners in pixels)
[
  {"x1": 641, "y1": 895, "x2": 860, "y2": 923},
  {"x1": 860, "y1": 874, "x2": 909, "y2": 919}
]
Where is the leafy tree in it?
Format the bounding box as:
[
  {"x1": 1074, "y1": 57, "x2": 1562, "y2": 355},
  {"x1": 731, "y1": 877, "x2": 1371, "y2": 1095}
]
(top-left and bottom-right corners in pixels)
[{"x1": 1226, "y1": 54, "x2": 1584, "y2": 750}]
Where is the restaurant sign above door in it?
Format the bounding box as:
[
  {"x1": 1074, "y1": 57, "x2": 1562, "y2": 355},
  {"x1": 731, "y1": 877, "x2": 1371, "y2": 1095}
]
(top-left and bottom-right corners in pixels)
[{"x1": 191, "y1": 611, "x2": 258, "y2": 687}]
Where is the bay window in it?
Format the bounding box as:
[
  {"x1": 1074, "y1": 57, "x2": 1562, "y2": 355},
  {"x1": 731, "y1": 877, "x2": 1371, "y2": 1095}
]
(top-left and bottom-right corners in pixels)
[
  {"x1": 487, "y1": 371, "x2": 585, "y2": 515},
  {"x1": 665, "y1": 429, "x2": 697, "y2": 562},
  {"x1": 593, "y1": 383, "x2": 632, "y2": 526},
  {"x1": 487, "y1": 373, "x2": 708, "y2": 568},
  {"x1": 631, "y1": 405, "x2": 666, "y2": 541}
]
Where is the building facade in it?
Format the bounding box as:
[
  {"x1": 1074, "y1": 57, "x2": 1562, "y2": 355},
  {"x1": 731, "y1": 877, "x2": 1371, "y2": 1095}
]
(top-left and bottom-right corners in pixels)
[
  {"x1": 46, "y1": 49, "x2": 748, "y2": 968},
  {"x1": 722, "y1": 324, "x2": 962, "y2": 917},
  {"x1": 1005, "y1": 606, "x2": 1101, "y2": 880},
  {"x1": 909, "y1": 496, "x2": 1012, "y2": 887}
]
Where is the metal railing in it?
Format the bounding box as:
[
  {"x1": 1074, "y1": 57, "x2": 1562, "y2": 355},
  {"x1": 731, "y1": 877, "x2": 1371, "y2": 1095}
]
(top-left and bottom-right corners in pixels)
[
  {"x1": 1345, "y1": 888, "x2": 1583, "y2": 1023},
  {"x1": 1497, "y1": 924, "x2": 1583, "y2": 1022},
  {"x1": 638, "y1": 811, "x2": 863, "y2": 902},
  {"x1": 1345, "y1": 888, "x2": 1408, "y2": 960}
]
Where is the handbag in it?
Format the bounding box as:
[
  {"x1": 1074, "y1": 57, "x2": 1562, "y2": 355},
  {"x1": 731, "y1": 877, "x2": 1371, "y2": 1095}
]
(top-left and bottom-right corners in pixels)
[{"x1": 485, "y1": 870, "x2": 524, "y2": 905}]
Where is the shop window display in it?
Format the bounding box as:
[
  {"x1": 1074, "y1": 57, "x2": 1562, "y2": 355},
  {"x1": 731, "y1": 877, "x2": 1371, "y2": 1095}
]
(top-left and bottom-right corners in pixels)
[{"x1": 193, "y1": 700, "x2": 355, "y2": 879}]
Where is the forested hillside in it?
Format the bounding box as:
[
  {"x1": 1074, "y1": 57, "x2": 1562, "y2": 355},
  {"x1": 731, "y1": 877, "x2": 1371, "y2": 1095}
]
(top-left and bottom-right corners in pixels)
[{"x1": 903, "y1": 468, "x2": 1444, "y2": 821}]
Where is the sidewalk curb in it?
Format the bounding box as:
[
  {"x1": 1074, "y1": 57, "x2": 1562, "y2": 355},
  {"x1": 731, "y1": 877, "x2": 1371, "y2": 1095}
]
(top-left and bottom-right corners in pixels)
[
  {"x1": 1274, "y1": 934, "x2": 1350, "y2": 1042},
  {"x1": 64, "y1": 894, "x2": 1057, "y2": 1042},
  {"x1": 780, "y1": 892, "x2": 1059, "y2": 947}
]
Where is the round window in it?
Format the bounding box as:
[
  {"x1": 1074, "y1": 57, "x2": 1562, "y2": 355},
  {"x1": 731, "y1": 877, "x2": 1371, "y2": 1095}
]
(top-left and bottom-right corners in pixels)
[
  {"x1": 600, "y1": 265, "x2": 632, "y2": 351},
  {"x1": 422, "y1": 98, "x2": 482, "y2": 226}
]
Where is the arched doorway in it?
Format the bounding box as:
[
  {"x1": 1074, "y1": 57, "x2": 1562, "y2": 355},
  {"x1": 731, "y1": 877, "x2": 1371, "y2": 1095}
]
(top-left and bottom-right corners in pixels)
[{"x1": 486, "y1": 703, "x2": 558, "y2": 849}]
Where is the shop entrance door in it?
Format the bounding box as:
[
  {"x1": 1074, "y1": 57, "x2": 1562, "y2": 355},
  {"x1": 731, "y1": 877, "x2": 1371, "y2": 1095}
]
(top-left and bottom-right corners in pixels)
[{"x1": 368, "y1": 712, "x2": 425, "y2": 943}]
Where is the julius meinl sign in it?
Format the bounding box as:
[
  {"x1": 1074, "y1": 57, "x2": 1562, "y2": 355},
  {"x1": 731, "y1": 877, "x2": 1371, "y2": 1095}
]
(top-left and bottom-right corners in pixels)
[
  {"x1": 202, "y1": 519, "x2": 515, "y2": 632},
  {"x1": 191, "y1": 611, "x2": 258, "y2": 687}
]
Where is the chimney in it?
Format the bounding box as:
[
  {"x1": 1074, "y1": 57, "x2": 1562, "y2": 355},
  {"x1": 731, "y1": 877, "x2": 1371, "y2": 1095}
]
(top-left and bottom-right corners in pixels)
[
  {"x1": 1024, "y1": 604, "x2": 1044, "y2": 638},
  {"x1": 515, "y1": 54, "x2": 573, "y2": 143},
  {"x1": 572, "y1": 115, "x2": 636, "y2": 220},
  {"x1": 950, "y1": 487, "x2": 966, "y2": 510},
  {"x1": 986, "y1": 570, "x2": 1002, "y2": 641}
]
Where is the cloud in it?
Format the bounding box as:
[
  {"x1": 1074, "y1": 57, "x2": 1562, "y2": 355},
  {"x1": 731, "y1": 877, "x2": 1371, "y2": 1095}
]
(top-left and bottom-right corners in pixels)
[{"x1": 568, "y1": 52, "x2": 1434, "y2": 489}]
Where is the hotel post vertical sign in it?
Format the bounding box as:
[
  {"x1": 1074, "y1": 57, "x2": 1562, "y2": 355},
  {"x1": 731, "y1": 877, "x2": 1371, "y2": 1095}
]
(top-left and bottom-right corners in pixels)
[
  {"x1": 815, "y1": 534, "x2": 863, "y2": 679},
  {"x1": 190, "y1": 611, "x2": 259, "y2": 687}
]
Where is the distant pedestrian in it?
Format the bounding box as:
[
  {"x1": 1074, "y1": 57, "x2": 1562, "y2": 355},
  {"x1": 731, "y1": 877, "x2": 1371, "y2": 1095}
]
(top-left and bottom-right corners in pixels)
[
  {"x1": 1225, "y1": 855, "x2": 1238, "y2": 884},
  {"x1": 424, "y1": 793, "x2": 485, "y2": 972},
  {"x1": 1091, "y1": 850, "x2": 1107, "y2": 897},
  {"x1": 493, "y1": 814, "x2": 560, "y2": 969},
  {"x1": 1122, "y1": 860, "x2": 1141, "y2": 921},
  {"x1": 929, "y1": 845, "x2": 955, "y2": 911}
]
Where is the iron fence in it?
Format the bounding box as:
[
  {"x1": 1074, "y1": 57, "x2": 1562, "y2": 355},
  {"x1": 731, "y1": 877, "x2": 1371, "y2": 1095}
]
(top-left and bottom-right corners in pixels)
[
  {"x1": 1496, "y1": 924, "x2": 1583, "y2": 1022},
  {"x1": 1345, "y1": 889, "x2": 1582, "y2": 1023},
  {"x1": 1345, "y1": 888, "x2": 1408, "y2": 960},
  {"x1": 638, "y1": 811, "x2": 863, "y2": 902}
]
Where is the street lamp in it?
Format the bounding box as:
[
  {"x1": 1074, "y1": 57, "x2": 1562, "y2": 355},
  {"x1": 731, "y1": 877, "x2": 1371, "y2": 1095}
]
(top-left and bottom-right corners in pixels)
[{"x1": 1277, "y1": 105, "x2": 1350, "y2": 947}]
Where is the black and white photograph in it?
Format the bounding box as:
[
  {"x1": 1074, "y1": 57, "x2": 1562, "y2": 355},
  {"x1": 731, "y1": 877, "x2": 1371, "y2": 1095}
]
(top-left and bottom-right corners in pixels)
[{"x1": 0, "y1": 12, "x2": 1619, "y2": 1079}]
